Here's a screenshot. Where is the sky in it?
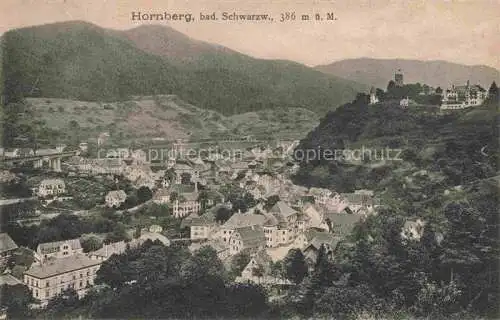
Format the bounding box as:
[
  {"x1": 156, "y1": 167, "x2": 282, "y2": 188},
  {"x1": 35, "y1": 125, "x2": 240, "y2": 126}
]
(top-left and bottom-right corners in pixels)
[{"x1": 2, "y1": 0, "x2": 499, "y2": 69}]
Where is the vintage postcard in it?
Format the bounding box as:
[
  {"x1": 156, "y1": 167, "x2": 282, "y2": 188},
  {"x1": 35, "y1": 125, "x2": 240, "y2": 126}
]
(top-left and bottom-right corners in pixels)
[{"x1": 0, "y1": 0, "x2": 498, "y2": 319}]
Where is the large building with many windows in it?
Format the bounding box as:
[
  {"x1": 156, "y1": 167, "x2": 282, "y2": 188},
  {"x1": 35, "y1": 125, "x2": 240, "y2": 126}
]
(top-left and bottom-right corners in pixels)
[{"x1": 23, "y1": 254, "x2": 102, "y2": 305}]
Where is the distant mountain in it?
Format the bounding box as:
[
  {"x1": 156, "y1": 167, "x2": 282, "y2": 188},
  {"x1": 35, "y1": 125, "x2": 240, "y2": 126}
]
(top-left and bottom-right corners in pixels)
[
  {"x1": 1, "y1": 21, "x2": 366, "y2": 115},
  {"x1": 117, "y1": 25, "x2": 236, "y2": 61},
  {"x1": 315, "y1": 58, "x2": 499, "y2": 90}
]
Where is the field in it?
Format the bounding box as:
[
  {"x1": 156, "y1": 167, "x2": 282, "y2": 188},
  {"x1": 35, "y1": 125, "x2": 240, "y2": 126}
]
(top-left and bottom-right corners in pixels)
[{"x1": 28, "y1": 95, "x2": 320, "y2": 145}]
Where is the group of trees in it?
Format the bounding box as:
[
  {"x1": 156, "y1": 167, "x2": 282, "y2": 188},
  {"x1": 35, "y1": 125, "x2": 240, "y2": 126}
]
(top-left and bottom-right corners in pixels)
[
  {"x1": 279, "y1": 179, "x2": 498, "y2": 318},
  {"x1": 2, "y1": 213, "x2": 126, "y2": 250},
  {"x1": 41, "y1": 241, "x2": 270, "y2": 319}
]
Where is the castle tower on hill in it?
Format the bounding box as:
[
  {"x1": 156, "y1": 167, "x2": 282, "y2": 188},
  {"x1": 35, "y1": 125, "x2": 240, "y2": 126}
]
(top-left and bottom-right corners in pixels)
[{"x1": 395, "y1": 69, "x2": 404, "y2": 87}]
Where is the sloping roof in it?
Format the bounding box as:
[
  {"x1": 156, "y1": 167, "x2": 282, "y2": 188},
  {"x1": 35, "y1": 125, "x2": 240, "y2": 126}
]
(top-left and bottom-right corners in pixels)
[
  {"x1": 234, "y1": 226, "x2": 265, "y2": 249},
  {"x1": 0, "y1": 274, "x2": 22, "y2": 286},
  {"x1": 24, "y1": 254, "x2": 102, "y2": 279},
  {"x1": 37, "y1": 238, "x2": 82, "y2": 254},
  {"x1": 90, "y1": 241, "x2": 128, "y2": 258},
  {"x1": 190, "y1": 213, "x2": 217, "y2": 226},
  {"x1": 181, "y1": 191, "x2": 199, "y2": 202},
  {"x1": 269, "y1": 201, "x2": 297, "y2": 219},
  {"x1": 309, "y1": 233, "x2": 341, "y2": 250},
  {"x1": 247, "y1": 250, "x2": 273, "y2": 274},
  {"x1": 0, "y1": 233, "x2": 18, "y2": 253},
  {"x1": 223, "y1": 212, "x2": 267, "y2": 229},
  {"x1": 340, "y1": 193, "x2": 373, "y2": 206},
  {"x1": 324, "y1": 213, "x2": 363, "y2": 236},
  {"x1": 153, "y1": 188, "x2": 170, "y2": 198}
]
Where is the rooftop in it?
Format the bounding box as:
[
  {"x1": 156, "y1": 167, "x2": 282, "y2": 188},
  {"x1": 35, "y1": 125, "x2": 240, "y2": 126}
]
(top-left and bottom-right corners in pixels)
[
  {"x1": 37, "y1": 238, "x2": 82, "y2": 254},
  {"x1": 0, "y1": 233, "x2": 18, "y2": 253},
  {"x1": 223, "y1": 212, "x2": 267, "y2": 229},
  {"x1": 24, "y1": 254, "x2": 102, "y2": 279}
]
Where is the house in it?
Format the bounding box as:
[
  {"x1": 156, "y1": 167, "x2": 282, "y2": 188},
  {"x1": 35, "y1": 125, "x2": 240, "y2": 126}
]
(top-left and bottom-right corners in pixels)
[
  {"x1": 190, "y1": 213, "x2": 217, "y2": 240},
  {"x1": 220, "y1": 212, "x2": 267, "y2": 243},
  {"x1": 321, "y1": 212, "x2": 363, "y2": 237},
  {"x1": 400, "y1": 97, "x2": 410, "y2": 108},
  {"x1": 172, "y1": 189, "x2": 200, "y2": 218},
  {"x1": 340, "y1": 192, "x2": 375, "y2": 213},
  {"x1": 88, "y1": 241, "x2": 129, "y2": 261},
  {"x1": 36, "y1": 238, "x2": 83, "y2": 261},
  {"x1": 153, "y1": 188, "x2": 171, "y2": 204},
  {"x1": 0, "y1": 170, "x2": 17, "y2": 183},
  {"x1": 0, "y1": 274, "x2": 22, "y2": 286},
  {"x1": 229, "y1": 226, "x2": 266, "y2": 255},
  {"x1": 0, "y1": 233, "x2": 18, "y2": 268},
  {"x1": 105, "y1": 190, "x2": 127, "y2": 208},
  {"x1": 401, "y1": 218, "x2": 426, "y2": 240},
  {"x1": 148, "y1": 224, "x2": 163, "y2": 233},
  {"x1": 263, "y1": 201, "x2": 299, "y2": 248},
  {"x1": 293, "y1": 228, "x2": 325, "y2": 249},
  {"x1": 37, "y1": 179, "x2": 66, "y2": 198},
  {"x1": 303, "y1": 233, "x2": 341, "y2": 267},
  {"x1": 23, "y1": 254, "x2": 102, "y2": 306},
  {"x1": 240, "y1": 250, "x2": 272, "y2": 283},
  {"x1": 302, "y1": 203, "x2": 324, "y2": 229}
]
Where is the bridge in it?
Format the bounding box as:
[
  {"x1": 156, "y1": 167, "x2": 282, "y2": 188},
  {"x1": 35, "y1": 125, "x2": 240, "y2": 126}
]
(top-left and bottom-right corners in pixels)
[{"x1": 0, "y1": 150, "x2": 79, "y2": 171}]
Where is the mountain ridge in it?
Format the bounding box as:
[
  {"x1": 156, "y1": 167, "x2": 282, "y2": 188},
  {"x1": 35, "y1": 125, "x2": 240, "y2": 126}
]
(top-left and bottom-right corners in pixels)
[
  {"x1": 1, "y1": 20, "x2": 365, "y2": 115},
  {"x1": 315, "y1": 57, "x2": 499, "y2": 89}
]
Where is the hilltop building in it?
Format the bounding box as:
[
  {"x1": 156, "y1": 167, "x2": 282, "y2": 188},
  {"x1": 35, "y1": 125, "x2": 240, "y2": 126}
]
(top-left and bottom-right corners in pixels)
[
  {"x1": 369, "y1": 87, "x2": 379, "y2": 104},
  {"x1": 441, "y1": 80, "x2": 487, "y2": 110},
  {"x1": 395, "y1": 69, "x2": 404, "y2": 86}
]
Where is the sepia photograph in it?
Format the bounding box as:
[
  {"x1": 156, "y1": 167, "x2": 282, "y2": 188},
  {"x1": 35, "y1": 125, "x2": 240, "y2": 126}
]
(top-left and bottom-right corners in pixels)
[{"x1": 0, "y1": 0, "x2": 498, "y2": 319}]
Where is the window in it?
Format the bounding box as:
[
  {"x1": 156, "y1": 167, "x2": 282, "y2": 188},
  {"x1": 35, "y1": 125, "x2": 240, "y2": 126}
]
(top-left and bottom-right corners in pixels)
[
  {"x1": 87, "y1": 271, "x2": 90, "y2": 276},
  {"x1": 46, "y1": 281, "x2": 49, "y2": 287},
  {"x1": 79, "y1": 281, "x2": 83, "y2": 288},
  {"x1": 35, "y1": 290, "x2": 38, "y2": 297},
  {"x1": 80, "y1": 273, "x2": 83, "y2": 278},
  {"x1": 45, "y1": 290, "x2": 50, "y2": 298}
]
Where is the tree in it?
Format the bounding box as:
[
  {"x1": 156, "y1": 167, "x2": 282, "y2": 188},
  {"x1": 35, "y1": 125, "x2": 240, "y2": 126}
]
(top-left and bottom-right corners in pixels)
[
  {"x1": 81, "y1": 236, "x2": 102, "y2": 253},
  {"x1": 215, "y1": 206, "x2": 232, "y2": 223},
  {"x1": 136, "y1": 186, "x2": 152, "y2": 204},
  {"x1": 283, "y1": 249, "x2": 308, "y2": 284},
  {"x1": 264, "y1": 195, "x2": 280, "y2": 210},
  {"x1": 229, "y1": 250, "x2": 251, "y2": 279},
  {"x1": 45, "y1": 288, "x2": 81, "y2": 317},
  {"x1": 387, "y1": 80, "x2": 396, "y2": 93},
  {"x1": 488, "y1": 81, "x2": 498, "y2": 101},
  {"x1": 0, "y1": 284, "x2": 34, "y2": 318}
]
